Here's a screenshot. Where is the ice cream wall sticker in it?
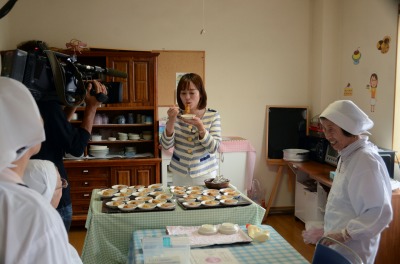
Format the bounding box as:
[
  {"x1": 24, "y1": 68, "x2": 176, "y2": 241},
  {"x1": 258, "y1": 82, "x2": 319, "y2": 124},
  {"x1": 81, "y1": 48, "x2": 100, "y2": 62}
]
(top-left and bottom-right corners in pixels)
[
  {"x1": 352, "y1": 48, "x2": 361, "y2": 65},
  {"x1": 366, "y1": 73, "x2": 378, "y2": 112}
]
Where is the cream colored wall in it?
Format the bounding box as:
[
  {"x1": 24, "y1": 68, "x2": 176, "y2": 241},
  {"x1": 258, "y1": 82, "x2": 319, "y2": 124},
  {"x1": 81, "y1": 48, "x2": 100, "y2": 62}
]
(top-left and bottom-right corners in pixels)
[{"x1": 1, "y1": 0, "x2": 398, "y2": 207}]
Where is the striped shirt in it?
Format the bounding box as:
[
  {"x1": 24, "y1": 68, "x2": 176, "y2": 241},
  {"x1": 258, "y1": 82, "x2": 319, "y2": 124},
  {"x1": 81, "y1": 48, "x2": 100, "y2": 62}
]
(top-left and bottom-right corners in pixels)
[{"x1": 161, "y1": 109, "x2": 222, "y2": 178}]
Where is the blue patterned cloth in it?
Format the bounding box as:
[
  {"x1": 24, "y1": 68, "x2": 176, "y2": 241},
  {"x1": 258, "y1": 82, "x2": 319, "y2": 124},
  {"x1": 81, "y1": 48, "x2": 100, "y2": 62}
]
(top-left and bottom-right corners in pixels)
[{"x1": 128, "y1": 225, "x2": 309, "y2": 264}]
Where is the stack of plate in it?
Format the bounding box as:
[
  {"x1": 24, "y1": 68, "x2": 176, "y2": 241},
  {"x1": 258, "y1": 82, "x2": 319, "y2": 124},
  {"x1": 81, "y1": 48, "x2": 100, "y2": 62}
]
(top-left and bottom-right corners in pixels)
[{"x1": 89, "y1": 145, "x2": 109, "y2": 158}]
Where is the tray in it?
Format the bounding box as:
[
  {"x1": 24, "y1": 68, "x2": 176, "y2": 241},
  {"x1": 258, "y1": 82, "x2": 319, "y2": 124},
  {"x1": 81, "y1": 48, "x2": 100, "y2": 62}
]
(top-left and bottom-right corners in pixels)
[
  {"x1": 176, "y1": 196, "x2": 252, "y2": 210},
  {"x1": 101, "y1": 200, "x2": 176, "y2": 213}
]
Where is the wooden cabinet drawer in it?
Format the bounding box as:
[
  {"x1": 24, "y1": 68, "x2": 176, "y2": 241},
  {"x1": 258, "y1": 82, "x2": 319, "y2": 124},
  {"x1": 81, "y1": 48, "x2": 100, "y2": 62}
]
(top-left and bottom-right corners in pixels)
[
  {"x1": 72, "y1": 200, "x2": 91, "y2": 215},
  {"x1": 69, "y1": 177, "x2": 109, "y2": 189},
  {"x1": 70, "y1": 190, "x2": 94, "y2": 201},
  {"x1": 67, "y1": 167, "x2": 109, "y2": 178}
]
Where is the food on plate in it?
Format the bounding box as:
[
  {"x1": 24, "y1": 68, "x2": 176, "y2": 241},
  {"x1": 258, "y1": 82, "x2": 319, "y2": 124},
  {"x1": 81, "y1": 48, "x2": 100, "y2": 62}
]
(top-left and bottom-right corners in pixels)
[
  {"x1": 197, "y1": 195, "x2": 215, "y2": 201},
  {"x1": 112, "y1": 184, "x2": 128, "y2": 190},
  {"x1": 224, "y1": 191, "x2": 241, "y2": 198},
  {"x1": 127, "y1": 200, "x2": 145, "y2": 206},
  {"x1": 170, "y1": 186, "x2": 186, "y2": 191},
  {"x1": 135, "y1": 196, "x2": 153, "y2": 202},
  {"x1": 172, "y1": 189, "x2": 186, "y2": 196},
  {"x1": 98, "y1": 189, "x2": 117, "y2": 198},
  {"x1": 203, "y1": 189, "x2": 220, "y2": 196},
  {"x1": 148, "y1": 183, "x2": 163, "y2": 190},
  {"x1": 184, "y1": 194, "x2": 200, "y2": 199},
  {"x1": 132, "y1": 191, "x2": 149, "y2": 197},
  {"x1": 188, "y1": 186, "x2": 204, "y2": 191},
  {"x1": 221, "y1": 199, "x2": 238, "y2": 205},
  {"x1": 220, "y1": 188, "x2": 235, "y2": 193},
  {"x1": 138, "y1": 187, "x2": 154, "y2": 193},
  {"x1": 106, "y1": 201, "x2": 123, "y2": 208},
  {"x1": 158, "y1": 202, "x2": 176, "y2": 209},
  {"x1": 118, "y1": 203, "x2": 137, "y2": 211},
  {"x1": 139, "y1": 203, "x2": 157, "y2": 210},
  {"x1": 150, "y1": 191, "x2": 165, "y2": 197},
  {"x1": 183, "y1": 201, "x2": 201, "y2": 208},
  {"x1": 156, "y1": 193, "x2": 173, "y2": 200},
  {"x1": 149, "y1": 199, "x2": 167, "y2": 204},
  {"x1": 202, "y1": 200, "x2": 220, "y2": 206},
  {"x1": 186, "y1": 190, "x2": 202, "y2": 195},
  {"x1": 216, "y1": 195, "x2": 233, "y2": 200},
  {"x1": 114, "y1": 192, "x2": 131, "y2": 197},
  {"x1": 112, "y1": 197, "x2": 130, "y2": 202}
]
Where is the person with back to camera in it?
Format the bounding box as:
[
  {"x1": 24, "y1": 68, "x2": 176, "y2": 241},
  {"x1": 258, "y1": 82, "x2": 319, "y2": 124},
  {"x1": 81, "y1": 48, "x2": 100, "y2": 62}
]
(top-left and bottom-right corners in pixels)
[
  {"x1": 160, "y1": 73, "x2": 222, "y2": 186},
  {"x1": 302, "y1": 100, "x2": 393, "y2": 264},
  {"x1": 0, "y1": 77, "x2": 82, "y2": 263},
  {"x1": 18, "y1": 40, "x2": 108, "y2": 231},
  {"x1": 23, "y1": 159, "x2": 83, "y2": 263}
]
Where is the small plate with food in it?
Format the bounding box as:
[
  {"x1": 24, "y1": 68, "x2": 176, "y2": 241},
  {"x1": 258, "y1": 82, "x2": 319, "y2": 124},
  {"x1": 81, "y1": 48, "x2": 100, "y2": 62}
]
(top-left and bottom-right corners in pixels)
[
  {"x1": 97, "y1": 189, "x2": 117, "y2": 198},
  {"x1": 216, "y1": 195, "x2": 233, "y2": 200},
  {"x1": 112, "y1": 196, "x2": 130, "y2": 202},
  {"x1": 137, "y1": 187, "x2": 154, "y2": 193},
  {"x1": 220, "y1": 188, "x2": 236, "y2": 193},
  {"x1": 183, "y1": 193, "x2": 201, "y2": 200},
  {"x1": 138, "y1": 203, "x2": 157, "y2": 210},
  {"x1": 201, "y1": 200, "x2": 220, "y2": 206},
  {"x1": 135, "y1": 196, "x2": 153, "y2": 202},
  {"x1": 118, "y1": 203, "x2": 137, "y2": 212},
  {"x1": 220, "y1": 199, "x2": 239, "y2": 205},
  {"x1": 156, "y1": 193, "x2": 173, "y2": 200},
  {"x1": 197, "y1": 195, "x2": 215, "y2": 202},
  {"x1": 223, "y1": 191, "x2": 241, "y2": 198},
  {"x1": 186, "y1": 190, "x2": 203, "y2": 195},
  {"x1": 170, "y1": 186, "x2": 186, "y2": 191},
  {"x1": 183, "y1": 201, "x2": 201, "y2": 208},
  {"x1": 187, "y1": 186, "x2": 204, "y2": 191},
  {"x1": 113, "y1": 192, "x2": 132, "y2": 197},
  {"x1": 150, "y1": 191, "x2": 166, "y2": 197},
  {"x1": 126, "y1": 200, "x2": 145, "y2": 206},
  {"x1": 132, "y1": 191, "x2": 149, "y2": 197},
  {"x1": 157, "y1": 202, "x2": 176, "y2": 210},
  {"x1": 202, "y1": 189, "x2": 220, "y2": 196},
  {"x1": 105, "y1": 201, "x2": 124, "y2": 209},
  {"x1": 112, "y1": 184, "x2": 128, "y2": 191},
  {"x1": 148, "y1": 183, "x2": 163, "y2": 190},
  {"x1": 172, "y1": 189, "x2": 186, "y2": 197},
  {"x1": 149, "y1": 198, "x2": 167, "y2": 205}
]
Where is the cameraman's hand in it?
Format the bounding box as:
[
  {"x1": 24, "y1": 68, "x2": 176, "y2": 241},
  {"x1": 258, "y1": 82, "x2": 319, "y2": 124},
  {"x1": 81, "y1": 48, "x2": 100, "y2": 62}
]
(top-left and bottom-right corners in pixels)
[{"x1": 85, "y1": 80, "x2": 108, "y2": 108}]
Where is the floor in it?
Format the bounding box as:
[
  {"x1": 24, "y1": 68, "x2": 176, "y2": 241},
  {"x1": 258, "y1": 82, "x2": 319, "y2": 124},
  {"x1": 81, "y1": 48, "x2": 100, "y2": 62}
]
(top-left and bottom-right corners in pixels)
[{"x1": 68, "y1": 213, "x2": 315, "y2": 262}]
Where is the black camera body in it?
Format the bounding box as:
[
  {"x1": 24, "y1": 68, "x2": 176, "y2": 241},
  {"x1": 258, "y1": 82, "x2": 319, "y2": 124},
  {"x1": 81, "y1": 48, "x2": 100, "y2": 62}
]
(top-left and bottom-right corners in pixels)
[{"x1": 1, "y1": 48, "x2": 126, "y2": 107}]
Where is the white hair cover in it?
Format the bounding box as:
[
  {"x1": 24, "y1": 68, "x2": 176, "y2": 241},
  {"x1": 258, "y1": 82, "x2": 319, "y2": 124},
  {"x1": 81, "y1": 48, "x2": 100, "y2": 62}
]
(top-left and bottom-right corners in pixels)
[{"x1": 0, "y1": 77, "x2": 45, "y2": 174}]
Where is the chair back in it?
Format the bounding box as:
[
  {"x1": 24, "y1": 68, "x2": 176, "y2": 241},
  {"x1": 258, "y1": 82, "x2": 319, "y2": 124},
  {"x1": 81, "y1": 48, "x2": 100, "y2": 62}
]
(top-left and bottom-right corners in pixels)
[{"x1": 312, "y1": 236, "x2": 363, "y2": 264}]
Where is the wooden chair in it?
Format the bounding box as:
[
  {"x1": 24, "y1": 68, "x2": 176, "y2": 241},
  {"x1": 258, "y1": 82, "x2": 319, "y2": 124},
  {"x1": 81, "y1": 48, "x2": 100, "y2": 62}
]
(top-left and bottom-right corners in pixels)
[{"x1": 312, "y1": 236, "x2": 363, "y2": 264}]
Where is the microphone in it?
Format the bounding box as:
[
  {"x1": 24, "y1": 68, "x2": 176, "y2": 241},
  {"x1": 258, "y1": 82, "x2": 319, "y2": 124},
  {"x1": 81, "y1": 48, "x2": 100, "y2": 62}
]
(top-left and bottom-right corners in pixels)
[{"x1": 74, "y1": 63, "x2": 128, "y2": 78}]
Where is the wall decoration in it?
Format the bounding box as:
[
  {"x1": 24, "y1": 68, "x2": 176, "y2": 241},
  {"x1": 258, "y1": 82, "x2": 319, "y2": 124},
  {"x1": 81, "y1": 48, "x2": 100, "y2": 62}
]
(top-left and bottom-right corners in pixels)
[
  {"x1": 344, "y1": 83, "x2": 352, "y2": 96},
  {"x1": 377, "y1": 36, "x2": 391, "y2": 54},
  {"x1": 366, "y1": 73, "x2": 378, "y2": 112},
  {"x1": 352, "y1": 48, "x2": 361, "y2": 64}
]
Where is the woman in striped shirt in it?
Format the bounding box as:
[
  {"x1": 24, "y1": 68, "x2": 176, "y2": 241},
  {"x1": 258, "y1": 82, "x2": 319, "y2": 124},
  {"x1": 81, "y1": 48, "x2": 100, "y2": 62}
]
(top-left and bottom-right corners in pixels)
[{"x1": 161, "y1": 73, "x2": 222, "y2": 186}]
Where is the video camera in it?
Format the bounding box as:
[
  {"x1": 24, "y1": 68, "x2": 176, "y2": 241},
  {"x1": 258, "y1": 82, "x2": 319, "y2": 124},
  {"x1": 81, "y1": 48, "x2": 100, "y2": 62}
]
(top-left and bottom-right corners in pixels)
[{"x1": 1, "y1": 46, "x2": 127, "y2": 107}]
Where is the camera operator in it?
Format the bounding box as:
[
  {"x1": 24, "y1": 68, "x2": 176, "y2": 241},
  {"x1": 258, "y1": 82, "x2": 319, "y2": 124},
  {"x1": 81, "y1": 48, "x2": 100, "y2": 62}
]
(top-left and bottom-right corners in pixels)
[{"x1": 18, "y1": 40, "x2": 107, "y2": 231}]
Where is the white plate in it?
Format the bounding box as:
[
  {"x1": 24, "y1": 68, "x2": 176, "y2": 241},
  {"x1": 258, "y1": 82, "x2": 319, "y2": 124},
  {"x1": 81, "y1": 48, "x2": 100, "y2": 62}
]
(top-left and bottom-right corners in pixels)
[
  {"x1": 170, "y1": 186, "x2": 186, "y2": 191},
  {"x1": 112, "y1": 197, "x2": 130, "y2": 202},
  {"x1": 201, "y1": 200, "x2": 220, "y2": 206},
  {"x1": 220, "y1": 199, "x2": 239, "y2": 205},
  {"x1": 132, "y1": 191, "x2": 149, "y2": 197},
  {"x1": 202, "y1": 189, "x2": 220, "y2": 196},
  {"x1": 97, "y1": 189, "x2": 117, "y2": 198},
  {"x1": 186, "y1": 190, "x2": 202, "y2": 195},
  {"x1": 118, "y1": 203, "x2": 137, "y2": 211},
  {"x1": 150, "y1": 191, "x2": 166, "y2": 197},
  {"x1": 223, "y1": 191, "x2": 241, "y2": 198},
  {"x1": 172, "y1": 190, "x2": 186, "y2": 197},
  {"x1": 106, "y1": 201, "x2": 124, "y2": 209},
  {"x1": 181, "y1": 114, "x2": 196, "y2": 119},
  {"x1": 197, "y1": 195, "x2": 215, "y2": 201},
  {"x1": 157, "y1": 202, "x2": 176, "y2": 210},
  {"x1": 156, "y1": 193, "x2": 173, "y2": 200},
  {"x1": 112, "y1": 184, "x2": 128, "y2": 190},
  {"x1": 148, "y1": 183, "x2": 163, "y2": 190},
  {"x1": 187, "y1": 186, "x2": 204, "y2": 191},
  {"x1": 216, "y1": 195, "x2": 233, "y2": 200},
  {"x1": 220, "y1": 188, "x2": 236, "y2": 193},
  {"x1": 149, "y1": 198, "x2": 167, "y2": 205},
  {"x1": 138, "y1": 203, "x2": 157, "y2": 210},
  {"x1": 183, "y1": 201, "x2": 201, "y2": 208},
  {"x1": 113, "y1": 192, "x2": 132, "y2": 197},
  {"x1": 135, "y1": 196, "x2": 153, "y2": 202},
  {"x1": 126, "y1": 200, "x2": 145, "y2": 206}
]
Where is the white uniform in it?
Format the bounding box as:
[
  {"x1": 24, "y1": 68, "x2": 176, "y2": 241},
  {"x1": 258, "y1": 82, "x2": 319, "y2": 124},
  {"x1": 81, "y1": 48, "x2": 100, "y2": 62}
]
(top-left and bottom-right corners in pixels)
[
  {"x1": 0, "y1": 170, "x2": 82, "y2": 264},
  {"x1": 324, "y1": 138, "x2": 393, "y2": 264}
]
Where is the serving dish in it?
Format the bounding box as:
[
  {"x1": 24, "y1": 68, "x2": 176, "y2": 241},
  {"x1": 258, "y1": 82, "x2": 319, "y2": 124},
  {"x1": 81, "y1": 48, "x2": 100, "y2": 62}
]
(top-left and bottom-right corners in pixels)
[{"x1": 118, "y1": 203, "x2": 137, "y2": 212}]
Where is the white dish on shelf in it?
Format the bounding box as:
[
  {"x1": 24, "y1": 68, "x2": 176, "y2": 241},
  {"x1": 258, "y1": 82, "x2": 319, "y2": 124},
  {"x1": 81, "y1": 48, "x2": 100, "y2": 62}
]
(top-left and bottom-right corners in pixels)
[
  {"x1": 108, "y1": 137, "x2": 117, "y2": 141},
  {"x1": 89, "y1": 145, "x2": 108, "y2": 150},
  {"x1": 181, "y1": 114, "x2": 196, "y2": 120}
]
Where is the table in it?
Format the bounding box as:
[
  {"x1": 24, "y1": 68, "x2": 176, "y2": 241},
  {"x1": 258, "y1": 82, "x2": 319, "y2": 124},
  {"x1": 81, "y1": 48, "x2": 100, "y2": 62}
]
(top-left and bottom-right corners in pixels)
[
  {"x1": 128, "y1": 225, "x2": 309, "y2": 264},
  {"x1": 81, "y1": 189, "x2": 266, "y2": 264}
]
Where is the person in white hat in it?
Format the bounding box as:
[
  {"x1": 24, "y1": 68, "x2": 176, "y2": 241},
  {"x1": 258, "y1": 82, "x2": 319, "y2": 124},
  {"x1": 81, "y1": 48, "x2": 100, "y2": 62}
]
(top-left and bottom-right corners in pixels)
[
  {"x1": 302, "y1": 100, "x2": 392, "y2": 264},
  {"x1": 0, "y1": 77, "x2": 82, "y2": 263}
]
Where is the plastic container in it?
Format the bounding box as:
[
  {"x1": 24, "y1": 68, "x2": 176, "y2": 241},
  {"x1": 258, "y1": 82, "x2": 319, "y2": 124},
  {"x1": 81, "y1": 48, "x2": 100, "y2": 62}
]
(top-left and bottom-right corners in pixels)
[{"x1": 142, "y1": 235, "x2": 190, "y2": 264}]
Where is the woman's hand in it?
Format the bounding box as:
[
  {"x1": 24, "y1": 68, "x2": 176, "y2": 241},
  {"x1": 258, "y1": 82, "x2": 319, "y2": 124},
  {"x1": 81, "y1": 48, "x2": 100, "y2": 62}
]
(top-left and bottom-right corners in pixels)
[{"x1": 167, "y1": 105, "x2": 180, "y2": 121}]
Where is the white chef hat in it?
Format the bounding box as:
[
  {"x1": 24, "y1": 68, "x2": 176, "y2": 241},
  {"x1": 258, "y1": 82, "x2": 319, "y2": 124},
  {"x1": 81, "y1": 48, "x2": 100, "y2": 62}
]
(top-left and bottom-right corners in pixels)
[
  {"x1": 23, "y1": 160, "x2": 58, "y2": 202},
  {"x1": 0, "y1": 77, "x2": 45, "y2": 174},
  {"x1": 320, "y1": 100, "x2": 374, "y2": 135}
]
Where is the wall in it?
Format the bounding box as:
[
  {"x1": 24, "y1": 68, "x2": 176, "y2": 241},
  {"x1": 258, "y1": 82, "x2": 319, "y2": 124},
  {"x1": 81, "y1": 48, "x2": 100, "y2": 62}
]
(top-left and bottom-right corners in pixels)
[{"x1": 0, "y1": 0, "x2": 398, "y2": 208}]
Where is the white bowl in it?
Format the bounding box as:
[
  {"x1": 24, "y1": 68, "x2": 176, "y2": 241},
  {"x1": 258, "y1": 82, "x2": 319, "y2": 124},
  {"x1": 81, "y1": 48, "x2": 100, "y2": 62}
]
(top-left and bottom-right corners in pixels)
[
  {"x1": 198, "y1": 224, "x2": 218, "y2": 235},
  {"x1": 218, "y1": 223, "x2": 239, "y2": 235},
  {"x1": 118, "y1": 203, "x2": 137, "y2": 212},
  {"x1": 108, "y1": 137, "x2": 116, "y2": 141},
  {"x1": 138, "y1": 203, "x2": 157, "y2": 210},
  {"x1": 90, "y1": 145, "x2": 108, "y2": 150},
  {"x1": 91, "y1": 135, "x2": 102, "y2": 141},
  {"x1": 89, "y1": 150, "x2": 109, "y2": 158}
]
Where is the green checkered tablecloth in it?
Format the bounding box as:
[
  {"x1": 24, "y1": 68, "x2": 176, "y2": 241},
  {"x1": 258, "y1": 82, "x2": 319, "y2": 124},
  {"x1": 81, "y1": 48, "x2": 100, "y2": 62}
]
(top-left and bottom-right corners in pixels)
[{"x1": 81, "y1": 189, "x2": 266, "y2": 264}]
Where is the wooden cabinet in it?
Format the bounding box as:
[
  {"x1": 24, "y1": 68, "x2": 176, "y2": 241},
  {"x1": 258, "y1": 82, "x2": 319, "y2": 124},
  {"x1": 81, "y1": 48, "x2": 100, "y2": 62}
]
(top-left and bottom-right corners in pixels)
[{"x1": 62, "y1": 49, "x2": 161, "y2": 225}]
